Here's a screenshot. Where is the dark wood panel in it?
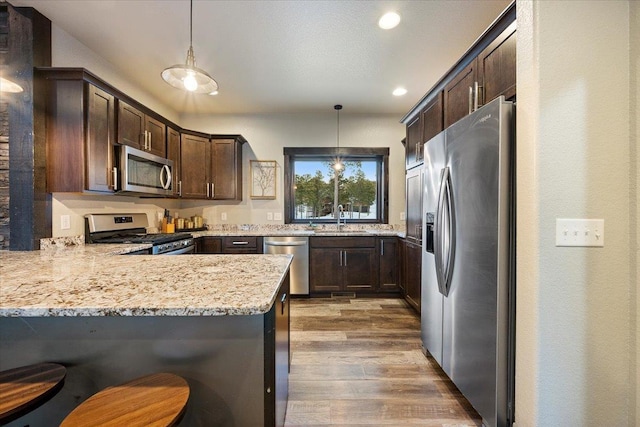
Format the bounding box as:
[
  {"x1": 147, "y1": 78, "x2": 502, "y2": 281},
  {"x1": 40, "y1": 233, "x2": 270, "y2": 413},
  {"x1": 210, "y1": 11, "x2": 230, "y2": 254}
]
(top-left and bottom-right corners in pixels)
[
  {"x1": 478, "y1": 21, "x2": 517, "y2": 104},
  {"x1": 166, "y1": 127, "x2": 181, "y2": 197},
  {"x1": 405, "y1": 166, "x2": 422, "y2": 243},
  {"x1": 404, "y1": 241, "x2": 422, "y2": 313},
  {"x1": 145, "y1": 115, "x2": 166, "y2": 157},
  {"x1": 310, "y1": 236, "x2": 376, "y2": 248},
  {"x1": 196, "y1": 236, "x2": 222, "y2": 254},
  {"x1": 444, "y1": 59, "x2": 477, "y2": 128},
  {"x1": 116, "y1": 100, "x2": 144, "y2": 149},
  {"x1": 343, "y1": 248, "x2": 377, "y2": 291},
  {"x1": 378, "y1": 237, "x2": 399, "y2": 291},
  {"x1": 309, "y1": 248, "x2": 342, "y2": 293},
  {"x1": 420, "y1": 91, "x2": 444, "y2": 144},
  {"x1": 85, "y1": 84, "x2": 115, "y2": 193},
  {"x1": 180, "y1": 133, "x2": 208, "y2": 199},
  {"x1": 223, "y1": 236, "x2": 260, "y2": 252},
  {"x1": 405, "y1": 114, "x2": 421, "y2": 168},
  {"x1": 45, "y1": 79, "x2": 84, "y2": 193},
  {"x1": 210, "y1": 138, "x2": 240, "y2": 200}
]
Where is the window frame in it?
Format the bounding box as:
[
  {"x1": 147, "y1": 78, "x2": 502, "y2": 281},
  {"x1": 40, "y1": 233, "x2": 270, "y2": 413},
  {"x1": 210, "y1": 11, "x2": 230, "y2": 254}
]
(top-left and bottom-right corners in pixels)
[{"x1": 283, "y1": 147, "x2": 389, "y2": 224}]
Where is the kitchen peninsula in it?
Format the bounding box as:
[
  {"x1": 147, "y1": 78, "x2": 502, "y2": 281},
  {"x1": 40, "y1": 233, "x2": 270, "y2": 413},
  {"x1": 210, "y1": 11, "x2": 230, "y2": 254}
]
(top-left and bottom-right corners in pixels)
[{"x1": 0, "y1": 246, "x2": 291, "y2": 426}]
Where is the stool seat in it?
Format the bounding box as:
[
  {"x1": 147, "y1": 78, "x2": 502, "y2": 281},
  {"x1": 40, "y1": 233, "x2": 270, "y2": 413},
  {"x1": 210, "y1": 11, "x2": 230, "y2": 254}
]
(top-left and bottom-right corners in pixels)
[
  {"x1": 0, "y1": 362, "x2": 66, "y2": 422},
  {"x1": 60, "y1": 372, "x2": 189, "y2": 427}
]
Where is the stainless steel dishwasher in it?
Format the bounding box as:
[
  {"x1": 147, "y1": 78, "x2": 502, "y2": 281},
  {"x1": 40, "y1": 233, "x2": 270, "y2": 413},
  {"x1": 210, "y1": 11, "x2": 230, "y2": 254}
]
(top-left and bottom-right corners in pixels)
[{"x1": 264, "y1": 236, "x2": 309, "y2": 295}]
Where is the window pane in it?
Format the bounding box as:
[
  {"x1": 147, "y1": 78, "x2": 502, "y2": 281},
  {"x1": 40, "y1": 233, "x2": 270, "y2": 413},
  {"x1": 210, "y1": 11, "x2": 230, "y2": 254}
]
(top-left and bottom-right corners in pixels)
[{"x1": 293, "y1": 159, "x2": 378, "y2": 221}]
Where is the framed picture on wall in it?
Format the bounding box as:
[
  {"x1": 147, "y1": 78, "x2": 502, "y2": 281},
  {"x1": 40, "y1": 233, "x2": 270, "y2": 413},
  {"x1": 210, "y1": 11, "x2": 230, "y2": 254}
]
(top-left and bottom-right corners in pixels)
[{"x1": 250, "y1": 160, "x2": 277, "y2": 199}]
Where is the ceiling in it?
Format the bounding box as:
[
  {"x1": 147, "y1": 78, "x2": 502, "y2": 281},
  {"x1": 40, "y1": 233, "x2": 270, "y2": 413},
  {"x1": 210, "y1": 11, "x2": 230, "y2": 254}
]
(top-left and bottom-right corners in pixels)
[{"x1": 12, "y1": 0, "x2": 511, "y2": 115}]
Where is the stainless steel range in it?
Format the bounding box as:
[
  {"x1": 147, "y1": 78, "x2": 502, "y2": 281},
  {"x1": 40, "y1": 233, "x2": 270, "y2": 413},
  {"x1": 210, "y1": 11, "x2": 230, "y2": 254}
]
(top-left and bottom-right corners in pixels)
[{"x1": 85, "y1": 213, "x2": 194, "y2": 255}]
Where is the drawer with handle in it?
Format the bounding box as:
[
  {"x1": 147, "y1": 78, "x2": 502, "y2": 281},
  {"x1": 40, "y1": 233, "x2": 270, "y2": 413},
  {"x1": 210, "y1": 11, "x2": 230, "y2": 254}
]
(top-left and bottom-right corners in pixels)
[{"x1": 222, "y1": 236, "x2": 263, "y2": 253}]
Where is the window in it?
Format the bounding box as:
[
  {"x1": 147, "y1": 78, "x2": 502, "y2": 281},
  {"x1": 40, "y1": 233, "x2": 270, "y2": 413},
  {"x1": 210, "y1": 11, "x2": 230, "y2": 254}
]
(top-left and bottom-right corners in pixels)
[{"x1": 283, "y1": 147, "x2": 389, "y2": 224}]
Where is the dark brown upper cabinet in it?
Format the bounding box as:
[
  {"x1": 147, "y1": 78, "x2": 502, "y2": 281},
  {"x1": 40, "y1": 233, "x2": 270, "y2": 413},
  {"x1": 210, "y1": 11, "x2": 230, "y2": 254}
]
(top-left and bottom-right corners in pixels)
[
  {"x1": 117, "y1": 100, "x2": 166, "y2": 157},
  {"x1": 405, "y1": 114, "x2": 422, "y2": 168},
  {"x1": 43, "y1": 75, "x2": 117, "y2": 194},
  {"x1": 179, "y1": 134, "x2": 245, "y2": 201},
  {"x1": 180, "y1": 133, "x2": 209, "y2": 199},
  {"x1": 477, "y1": 21, "x2": 517, "y2": 104},
  {"x1": 167, "y1": 127, "x2": 181, "y2": 197},
  {"x1": 209, "y1": 136, "x2": 244, "y2": 200},
  {"x1": 444, "y1": 59, "x2": 479, "y2": 128},
  {"x1": 420, "y1": 91, "x2": 444, "y2": 145}
]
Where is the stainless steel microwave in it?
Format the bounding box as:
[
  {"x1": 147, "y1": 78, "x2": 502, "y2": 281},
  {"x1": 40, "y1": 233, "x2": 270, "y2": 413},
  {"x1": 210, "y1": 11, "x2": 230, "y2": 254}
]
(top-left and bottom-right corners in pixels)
[{"x1": 117, "y1": 145, "x2": 173, "y2": 196}]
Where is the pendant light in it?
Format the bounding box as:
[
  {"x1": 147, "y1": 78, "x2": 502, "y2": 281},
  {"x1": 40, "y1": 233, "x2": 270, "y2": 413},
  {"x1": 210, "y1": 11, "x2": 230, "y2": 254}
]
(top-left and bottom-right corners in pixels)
[
  {"x1": 161, "y1": 0, "x2": 218, "y2": 94},
  {"x1": 333, "y1": 104, "x2": 343, "y2": 171}
]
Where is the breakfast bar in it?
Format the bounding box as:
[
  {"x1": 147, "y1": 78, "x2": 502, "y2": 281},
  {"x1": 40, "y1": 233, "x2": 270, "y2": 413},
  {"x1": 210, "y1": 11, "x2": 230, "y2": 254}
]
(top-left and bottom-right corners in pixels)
[{"x1": 0, "y1": 248, "x2": 292, "y2": 426}]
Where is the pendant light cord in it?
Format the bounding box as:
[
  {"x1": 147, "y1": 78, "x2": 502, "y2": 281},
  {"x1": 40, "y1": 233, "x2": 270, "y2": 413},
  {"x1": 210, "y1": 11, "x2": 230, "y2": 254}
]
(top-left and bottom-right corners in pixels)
[{"x1": 190, "y1": 0, "x2": 193, "y2": 47}]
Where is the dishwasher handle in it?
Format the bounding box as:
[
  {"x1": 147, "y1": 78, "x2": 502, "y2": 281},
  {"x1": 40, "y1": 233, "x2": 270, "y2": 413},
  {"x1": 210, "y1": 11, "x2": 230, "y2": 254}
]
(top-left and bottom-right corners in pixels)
[{"x1": 264, "y1": 241, "x2": 308, "y2": 247}]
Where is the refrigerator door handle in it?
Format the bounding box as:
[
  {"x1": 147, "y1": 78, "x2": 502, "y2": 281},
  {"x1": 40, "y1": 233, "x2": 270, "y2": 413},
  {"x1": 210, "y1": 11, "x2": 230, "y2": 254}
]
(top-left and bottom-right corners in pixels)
[
  {"x1": 434, "y1": 167, "x2": 449, "y2": 295},
  {"x1": 441, "y1": 170, "x2": 456, "y2": 296}
]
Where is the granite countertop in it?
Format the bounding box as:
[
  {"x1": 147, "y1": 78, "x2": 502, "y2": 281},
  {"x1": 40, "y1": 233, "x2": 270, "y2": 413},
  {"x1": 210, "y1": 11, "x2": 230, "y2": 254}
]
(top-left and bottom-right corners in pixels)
[
  {"x1": 191, "y1": 229, "x2": 405, "y2": 238},
  {"x1": 0, "y1": 246, "x2": 292, "y2": 318}
]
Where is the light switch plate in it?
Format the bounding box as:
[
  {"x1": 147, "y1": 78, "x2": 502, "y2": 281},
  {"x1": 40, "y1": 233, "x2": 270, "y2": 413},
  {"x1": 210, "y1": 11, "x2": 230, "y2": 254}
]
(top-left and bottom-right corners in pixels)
[
  {"x1": 555, "y1": 218, "x2": 604, "y2": 247},
  {"x1": 400, "y1": 212, "x2": 406, "y2": 221},
  {"x1": 221, "y1": 212, "x2": 227, "y2": 221},
  {"x1": 267, "y1": 212, "x2": 273, "y2": 221},
  {"x1": 60, "y1": 215, "x2": 71, "y2": 230},
  {"x1": 274, "y1": 212, "x2": 282, "y2": 221}
]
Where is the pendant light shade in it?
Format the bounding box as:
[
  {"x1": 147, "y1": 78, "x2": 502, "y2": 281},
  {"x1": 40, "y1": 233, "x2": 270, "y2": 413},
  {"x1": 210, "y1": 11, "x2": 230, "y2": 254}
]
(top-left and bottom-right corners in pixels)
[{"x1": 161, "y1": 0, "x2": 218, "y2": 94}]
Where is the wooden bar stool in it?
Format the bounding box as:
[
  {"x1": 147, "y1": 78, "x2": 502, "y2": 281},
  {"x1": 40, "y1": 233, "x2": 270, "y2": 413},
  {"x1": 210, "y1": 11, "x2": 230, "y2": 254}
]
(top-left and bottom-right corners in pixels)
[
  {"x1": 0, "y1": 362, "x2": 67, "y2": 423},
  {"x1": 60, "y1": 372, "x2": 189, "y2": 427}
]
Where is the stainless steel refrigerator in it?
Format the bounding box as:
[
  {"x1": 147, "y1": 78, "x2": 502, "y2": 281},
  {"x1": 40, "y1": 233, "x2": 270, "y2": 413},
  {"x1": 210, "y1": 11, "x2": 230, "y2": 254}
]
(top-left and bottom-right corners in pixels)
[{"x1": 421, "y1": 96, "x2": 515, "y2": 427}]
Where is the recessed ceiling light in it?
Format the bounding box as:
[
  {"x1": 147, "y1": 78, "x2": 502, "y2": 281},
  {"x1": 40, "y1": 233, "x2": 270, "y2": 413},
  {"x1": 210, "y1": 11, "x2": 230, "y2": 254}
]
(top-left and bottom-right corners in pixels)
[
  {"x1": 393, "y1": 87, "x2": 407, "y2": 96},
  {"x1": 378, "y1": 12, "x2": 401, "y2": 30}
]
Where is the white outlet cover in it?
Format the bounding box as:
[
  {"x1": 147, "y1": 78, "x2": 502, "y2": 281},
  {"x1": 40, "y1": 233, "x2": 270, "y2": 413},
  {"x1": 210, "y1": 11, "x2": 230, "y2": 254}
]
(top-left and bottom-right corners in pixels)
[
  {"x1": 221, "y1": 212, "x2": 227, "y2": 221},
  {"x1": 274, "y1": 212, "x2": 282, "y2": 221},
  {"x1": 555, "y1": 218, "x2": 604, "y2": 247},
  {"x1": 400, "y1": 212, "x2": 406, "y2": 221},
  {"x1": 267, "y1": 212, "x2": 274, "y2": 221}
]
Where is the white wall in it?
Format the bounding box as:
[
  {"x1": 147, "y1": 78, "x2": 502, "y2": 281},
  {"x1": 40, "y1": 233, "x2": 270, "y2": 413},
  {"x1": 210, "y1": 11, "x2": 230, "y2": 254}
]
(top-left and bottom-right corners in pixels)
[
  {"x1": 179, "y1": 113, "x2": 406, "y2": 227},
  {"x1": 516, "y1": 1, "x2": 635, "y2": 425},
  {"x1": 51, "y1": 24, "x2": 180, "y2": 123}
]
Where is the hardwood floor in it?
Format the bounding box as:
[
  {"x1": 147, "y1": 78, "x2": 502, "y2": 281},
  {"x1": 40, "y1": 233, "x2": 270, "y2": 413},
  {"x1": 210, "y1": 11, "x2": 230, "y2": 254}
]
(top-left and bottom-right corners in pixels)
[{"x1": 285, "y1": 297, "x2": 482, "y2": 426}]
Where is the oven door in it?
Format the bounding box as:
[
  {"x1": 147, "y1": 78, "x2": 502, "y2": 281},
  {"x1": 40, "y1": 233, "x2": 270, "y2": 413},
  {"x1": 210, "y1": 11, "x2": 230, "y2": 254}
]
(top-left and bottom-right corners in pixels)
[
  {"x1": 163, "y1": 245, "x2": 195, "y2": 255},
  {"x1": 119, "y1": 145, "x2": 174, "y2": 196}
]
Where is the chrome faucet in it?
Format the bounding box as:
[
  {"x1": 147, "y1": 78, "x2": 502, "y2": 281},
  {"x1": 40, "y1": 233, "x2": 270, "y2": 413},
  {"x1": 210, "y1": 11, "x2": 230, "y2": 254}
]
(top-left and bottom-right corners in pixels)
[{"x1": 337, "y1": 204, "x2": 346, "y2": 229}]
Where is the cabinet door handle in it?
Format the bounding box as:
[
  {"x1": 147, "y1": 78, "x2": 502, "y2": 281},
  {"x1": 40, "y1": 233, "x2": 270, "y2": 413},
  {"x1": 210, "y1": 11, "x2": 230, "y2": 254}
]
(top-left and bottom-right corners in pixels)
[
  {"x1": 281, "y1": 292, "x2": 287, "y2": 315},
  {"x1": 178, "y1": 180, "x2": 182, "y2": 197},
  {"x1": 206, "y1": 182, "x2": 210, "y2": 198},
  {"x1": 211, "y1": 183, "x2": 215, "y2": 198},
  {"x1": 473, "y1": 81, "x2": 479, "y2": 111},
  {"x1": 232, "y1": 241, "x2": 249, "y2": 245},
  {"x1": 148, "y1": 131, "x2": 152, "y2": 151},
  {"x1": 468, "y1": 86, "x2": 473, "y2": 114},
  {"x1": 381, "y1": 240, "x2": 385, "y2": 256},
  {"x1": 112, "y1": 167, "x2": 118, "y2": 191},
  {"x1": 344, "y1": 251, "x2": 347, "y2": 266},
  {"x1": 339, "y1": 250, "x2": 343, "y2": 267}
]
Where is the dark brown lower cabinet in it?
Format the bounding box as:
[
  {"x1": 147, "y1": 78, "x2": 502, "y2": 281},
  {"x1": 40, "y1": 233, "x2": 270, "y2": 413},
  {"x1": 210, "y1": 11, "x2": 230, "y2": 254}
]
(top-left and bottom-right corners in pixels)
[
  {"x1": 195, "y1": 236, "x2": 263, "y2": 254},
  {"x1": 378, "y1": 237, "x2": 399, "y2": 292},
  {"x1": 404, "y1": 240, "x2": 422, "y2": 314},
  {"x1": 196, "y1": 236, "x2": 223, "y2": 254},
  {"x1": 309, "y1": 236, "x2": 377, "y2": 294}
]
